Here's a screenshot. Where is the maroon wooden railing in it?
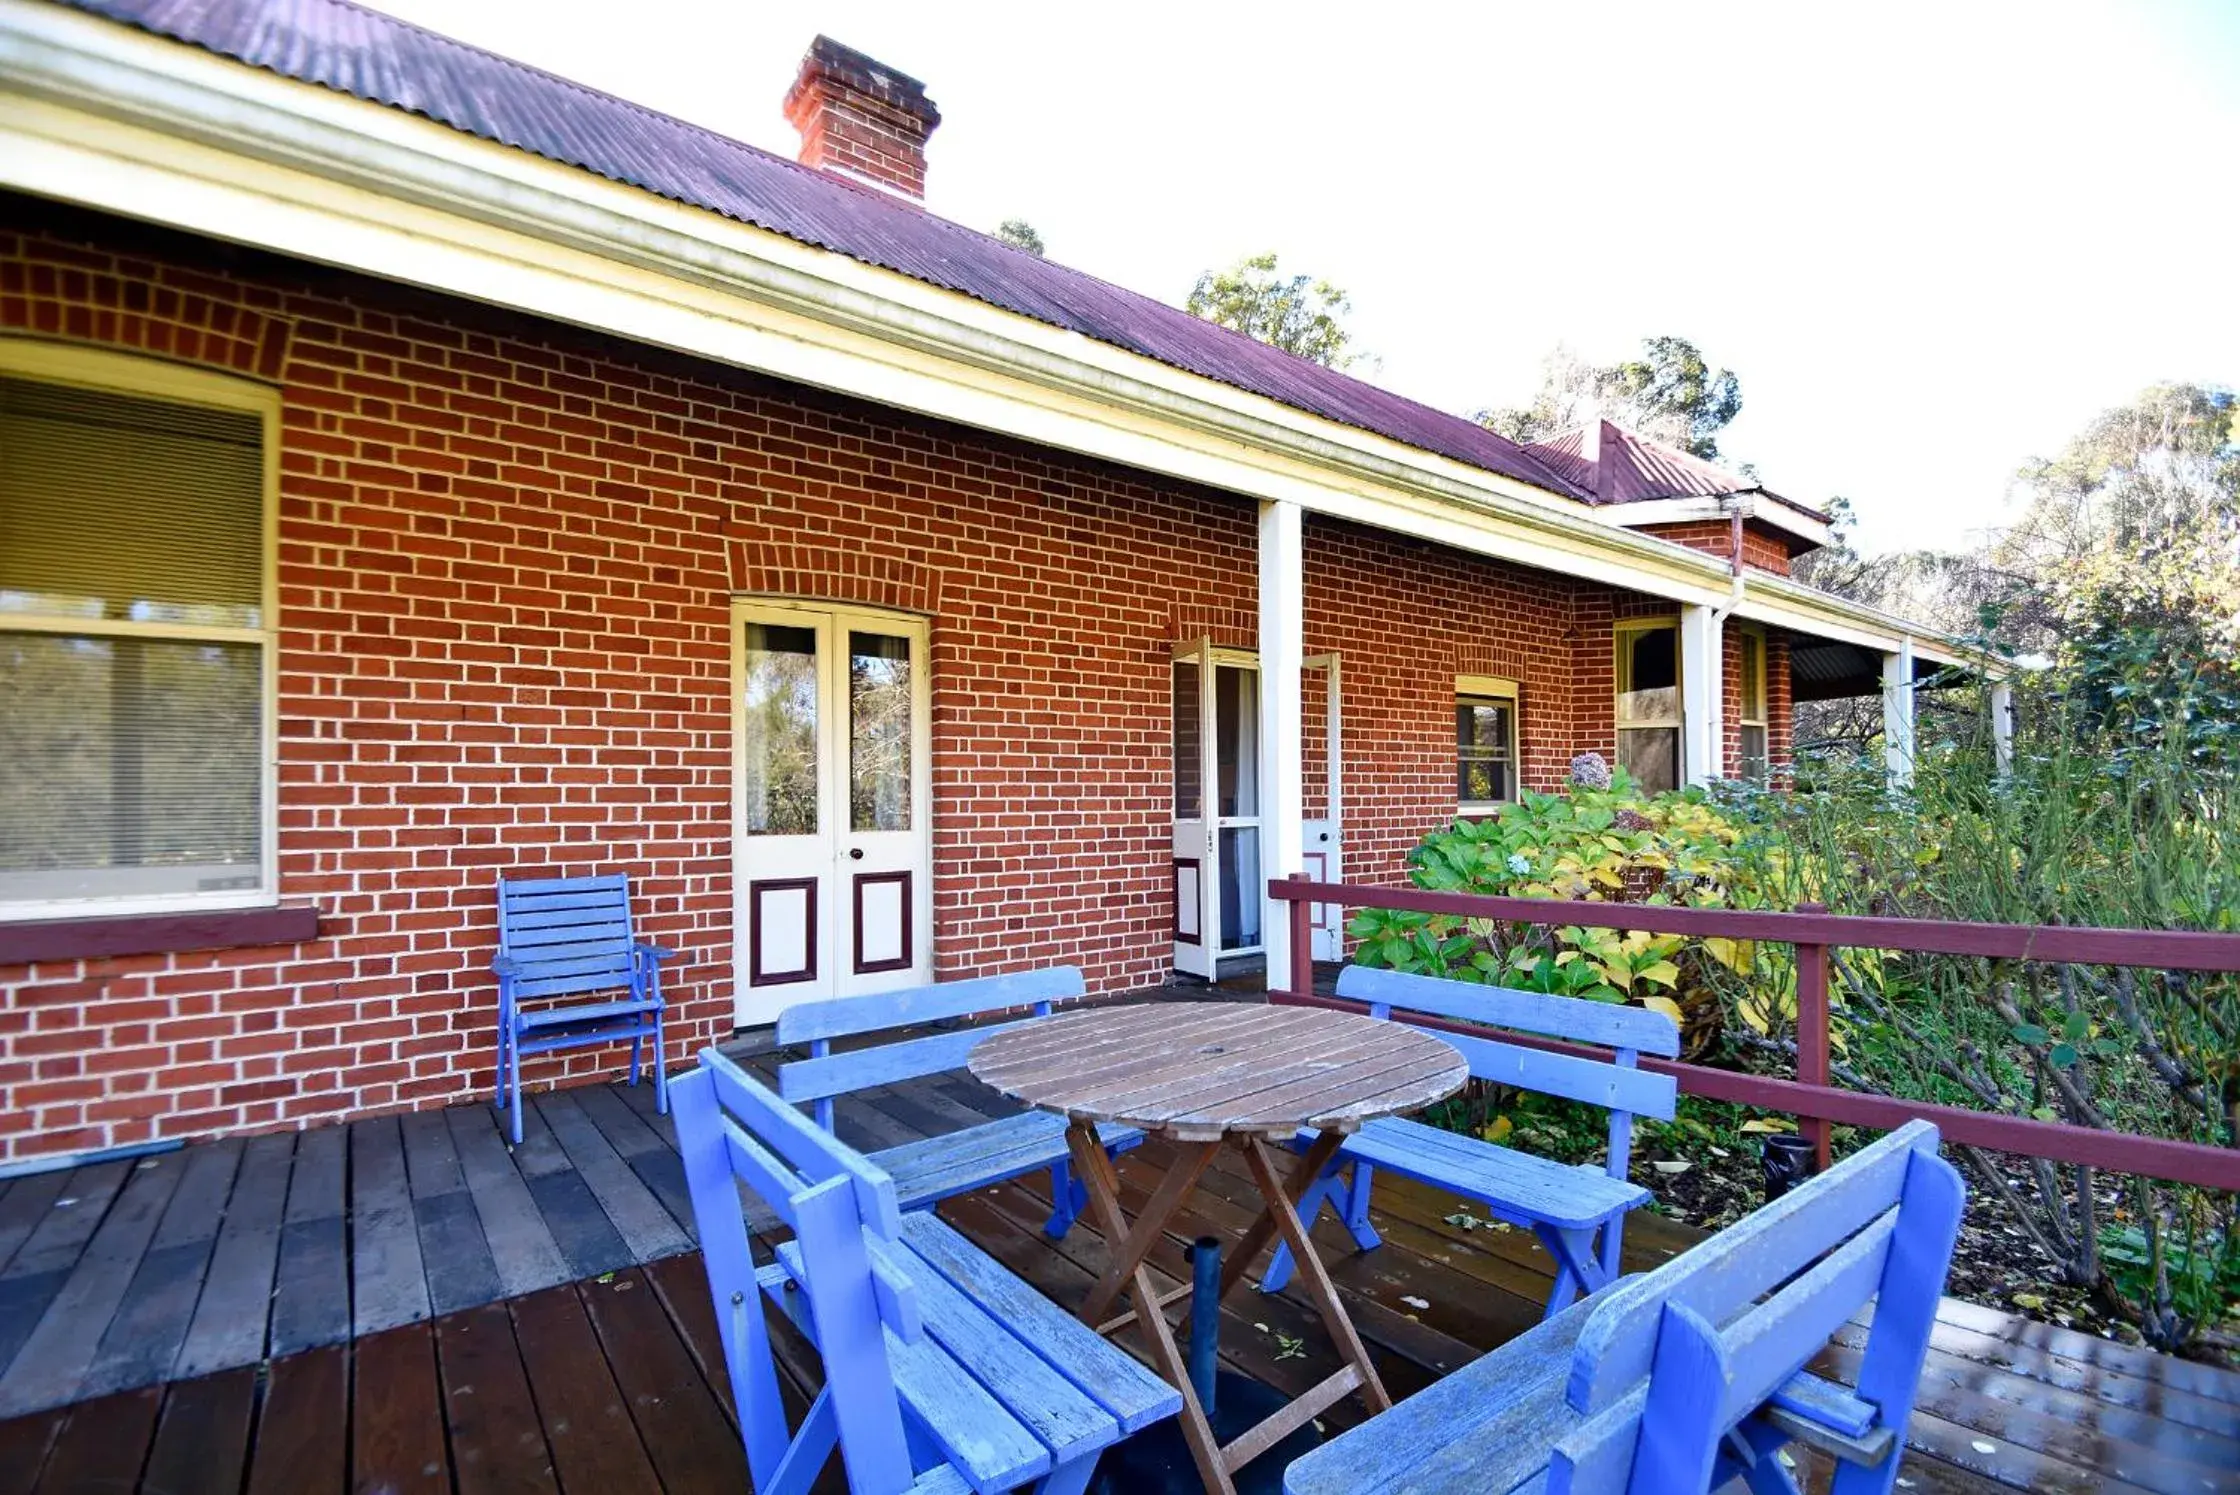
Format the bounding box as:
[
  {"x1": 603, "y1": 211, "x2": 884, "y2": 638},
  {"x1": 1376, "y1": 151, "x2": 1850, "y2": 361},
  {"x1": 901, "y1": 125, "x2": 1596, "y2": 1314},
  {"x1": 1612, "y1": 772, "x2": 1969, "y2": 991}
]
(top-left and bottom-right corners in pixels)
[{"x1": 1269, "y1": 876, "x2": 2240, "y2": 1192}]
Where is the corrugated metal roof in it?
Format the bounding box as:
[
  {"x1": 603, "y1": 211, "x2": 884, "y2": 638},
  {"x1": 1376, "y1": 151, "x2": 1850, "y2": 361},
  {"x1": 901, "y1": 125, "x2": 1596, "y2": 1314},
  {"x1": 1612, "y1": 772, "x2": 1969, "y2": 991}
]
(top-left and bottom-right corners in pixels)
[
  {"x1": 1522, "y1": 420, "x2": 1827, "y2": 524},
  {"x1": 54, "y1": 0, "x2": 1593, "y2": 501},
  {"x1": 1524, "y1": 420, "x2": 1752, "y2": 505}
]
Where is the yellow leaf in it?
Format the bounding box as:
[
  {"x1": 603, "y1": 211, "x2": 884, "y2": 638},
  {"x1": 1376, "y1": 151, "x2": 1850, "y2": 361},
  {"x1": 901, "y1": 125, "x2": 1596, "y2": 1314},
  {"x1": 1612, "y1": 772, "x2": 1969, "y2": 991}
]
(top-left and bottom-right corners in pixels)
[
  {"x1": 1641, "y1": 995, "x2": 1683, "y2": 1026},
  {"x1": 1636, "y1": 959, "x2": 1681, "y2": 989},
  {"x1": 1738, "y1": 1118, "x2": 1794, "y2": 1134},
  {"x1": 1479, "y1": 1115, "x2": 1514, "y2": 1144}
]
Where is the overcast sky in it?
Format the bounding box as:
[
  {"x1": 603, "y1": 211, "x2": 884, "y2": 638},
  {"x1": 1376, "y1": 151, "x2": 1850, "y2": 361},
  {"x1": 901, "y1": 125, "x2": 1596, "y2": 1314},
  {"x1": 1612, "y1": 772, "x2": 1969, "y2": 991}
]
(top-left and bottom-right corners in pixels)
[{"x1": 370, "y1": 0, "x2": 2239, "y2": 557}]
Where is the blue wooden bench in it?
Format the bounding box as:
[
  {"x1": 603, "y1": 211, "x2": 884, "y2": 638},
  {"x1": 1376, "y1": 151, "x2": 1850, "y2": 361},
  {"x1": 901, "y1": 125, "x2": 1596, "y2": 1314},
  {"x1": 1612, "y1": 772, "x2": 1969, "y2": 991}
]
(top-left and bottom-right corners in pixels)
[
  {"x1": 492, "y1": 873, "x2": 677, "y2": 1144},
  {"x1": 1285, "y1": 1119, "x2": 1965, "y2": 1495},
  {"x1": 1262, "y1": 965, "x2": 1679, "y2": 1314},
  {"x1": 774, "y1": 968, "x2": 1143, "y2": 1238},
  {"x1": 675, "y1": 1047, "x2": 1181, "y2": 1494}
]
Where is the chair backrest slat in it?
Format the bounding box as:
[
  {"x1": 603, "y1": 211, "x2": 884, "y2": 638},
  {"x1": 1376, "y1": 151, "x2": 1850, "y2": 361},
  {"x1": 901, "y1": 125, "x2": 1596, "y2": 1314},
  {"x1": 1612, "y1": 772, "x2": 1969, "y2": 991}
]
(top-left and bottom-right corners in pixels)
[
  {"x1": 1434, "y1": 1028, "x2": 1676, "y2": 1118},
  {"x1": 497, "y1": 875, "x2": 637, "y2": 1000},
  {"x1": 701, "y1": 1050, "x2": 903, "y2": 1236},
  {"x1": 773, "y1": 967, "x2": 1088, "y2": 1124},
  {"x1": 778, "y1": 967, "x2": 1085, "y2": 1043},
  {"x1": 1338, "y1": 966, "x2": 1682, "y2": 1056},
  {"x1": 778, "y1": 1017, "x2": 1040, "y2": 1105}
]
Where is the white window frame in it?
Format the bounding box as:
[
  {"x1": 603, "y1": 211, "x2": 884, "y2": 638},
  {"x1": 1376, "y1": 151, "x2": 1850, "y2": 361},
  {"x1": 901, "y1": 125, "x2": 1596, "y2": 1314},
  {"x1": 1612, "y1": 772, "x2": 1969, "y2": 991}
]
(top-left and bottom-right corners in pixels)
[
  {"x1": 0, "y1": 338, "x2": 280, "y2": 920},
  {"x1": 1456, "y1": 673, "x2": 1521, "y2": 814},
  {"x1": 1614, "y1": 617, "x2": 1684, "y2": 788},
  {"x1": 1737, "y1": 625, "x2": 1770, "y2": 782}
]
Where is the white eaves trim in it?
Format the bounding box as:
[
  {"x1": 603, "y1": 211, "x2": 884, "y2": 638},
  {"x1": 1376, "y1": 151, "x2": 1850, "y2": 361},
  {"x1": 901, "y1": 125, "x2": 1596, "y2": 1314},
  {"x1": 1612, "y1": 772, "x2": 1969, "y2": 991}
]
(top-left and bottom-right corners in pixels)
[
  {"x1": 1601, "y1": 494, "x2": 1834, "y2": 551},
  {"x1": 0, "y1": 0, "x2": 1978, "y2": 666}
]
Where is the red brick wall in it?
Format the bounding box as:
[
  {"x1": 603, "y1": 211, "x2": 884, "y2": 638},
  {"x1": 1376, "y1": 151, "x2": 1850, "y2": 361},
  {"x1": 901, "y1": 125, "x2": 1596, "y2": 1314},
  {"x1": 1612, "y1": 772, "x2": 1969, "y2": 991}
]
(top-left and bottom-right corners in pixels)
[
  {"x1": 1636, "y1": 518, "x2": 1798, "y2": 577},
  {"x1": 0, "y1": 203, "x2": 1260, "y2": 1160},
  {"x1": 0, "y1": 201, "x2": 1797, "y2": 1162}
]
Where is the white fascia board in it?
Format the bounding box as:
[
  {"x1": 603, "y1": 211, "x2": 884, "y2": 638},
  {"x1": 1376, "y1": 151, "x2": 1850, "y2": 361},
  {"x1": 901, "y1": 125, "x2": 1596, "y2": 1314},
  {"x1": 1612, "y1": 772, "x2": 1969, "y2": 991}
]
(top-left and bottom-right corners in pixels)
[
  {"x1": 1601, "y1": 495, "x2": 1834, "y2": 550},
  {"x1": 0, "y1": 1, "x2": 1742, "y2": 604}
]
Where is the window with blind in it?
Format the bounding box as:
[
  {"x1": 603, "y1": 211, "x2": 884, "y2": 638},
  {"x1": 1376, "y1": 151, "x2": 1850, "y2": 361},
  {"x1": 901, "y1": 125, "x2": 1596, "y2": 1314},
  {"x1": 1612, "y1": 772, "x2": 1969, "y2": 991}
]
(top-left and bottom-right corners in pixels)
[
  {"x1": 1615, "y1": 621, "x2": 1682, "y2": 795},
  {"x1": 1738, "y1": 628, "x2": 1769, "y2": 781},
  {"x1": 0, "y1": 353, "x2": 274, "y2": 915}
]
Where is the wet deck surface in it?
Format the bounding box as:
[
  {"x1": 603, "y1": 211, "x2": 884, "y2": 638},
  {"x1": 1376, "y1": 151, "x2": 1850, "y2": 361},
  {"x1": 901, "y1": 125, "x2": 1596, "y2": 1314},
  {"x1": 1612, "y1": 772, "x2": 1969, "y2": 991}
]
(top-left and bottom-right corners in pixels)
[{"x1": 0, "y1": 1038, "x2": 2232, "y2": 1491}]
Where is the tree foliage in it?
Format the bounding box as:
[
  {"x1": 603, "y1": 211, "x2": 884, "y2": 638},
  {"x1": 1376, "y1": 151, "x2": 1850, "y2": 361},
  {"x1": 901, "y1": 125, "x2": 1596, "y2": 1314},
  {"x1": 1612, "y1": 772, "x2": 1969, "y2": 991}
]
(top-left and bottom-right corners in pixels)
[
  {"x1": 1479, "y1": 336, "x2": 1743, "y2": 459},
  {"x1": 1184, "y1": 253, "x2": 1358, "y2": 368},
  {"x1": 994, "y1": 218, "x2": 1045, "y2": 256}
]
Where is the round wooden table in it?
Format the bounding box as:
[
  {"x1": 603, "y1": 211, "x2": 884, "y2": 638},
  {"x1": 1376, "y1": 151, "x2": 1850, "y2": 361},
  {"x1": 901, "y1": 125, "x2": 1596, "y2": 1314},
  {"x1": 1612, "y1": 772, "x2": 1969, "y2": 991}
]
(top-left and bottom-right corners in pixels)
[{"x1": 969, "y1": 1003, "x2": 1467, "y2": 1495}]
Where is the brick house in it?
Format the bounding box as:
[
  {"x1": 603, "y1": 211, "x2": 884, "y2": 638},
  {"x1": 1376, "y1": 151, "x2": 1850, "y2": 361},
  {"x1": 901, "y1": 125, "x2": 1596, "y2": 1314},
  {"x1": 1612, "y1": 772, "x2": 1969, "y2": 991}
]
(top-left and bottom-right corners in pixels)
[{"x1": 0, "y1": 1, "x2": 1993, "y2": 1165}]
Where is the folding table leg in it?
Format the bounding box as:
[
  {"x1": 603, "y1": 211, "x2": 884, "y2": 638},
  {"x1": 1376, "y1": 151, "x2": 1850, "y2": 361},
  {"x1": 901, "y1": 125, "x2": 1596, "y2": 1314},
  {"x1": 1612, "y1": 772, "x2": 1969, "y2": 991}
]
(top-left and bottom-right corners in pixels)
[{"x1": 1064, "y1": 1122, "x2": 1235, "y2": 1495}]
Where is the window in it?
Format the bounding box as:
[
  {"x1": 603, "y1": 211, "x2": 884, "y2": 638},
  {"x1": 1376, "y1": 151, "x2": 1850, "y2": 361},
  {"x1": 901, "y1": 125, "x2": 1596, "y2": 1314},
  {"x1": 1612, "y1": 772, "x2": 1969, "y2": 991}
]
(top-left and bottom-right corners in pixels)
[
  {"x1": 1737, "y1": 627, "x2": 1769, "y2": 781},
  {"x1": 1456, "y1": 675, "x2": 1520, "y2": 811},
  {"x1": 0, "y1": 344, "x2": 276, "y2": 917},
  {"x1": 1615, "y1": 621, "x2": 1681, "y2": 795}
]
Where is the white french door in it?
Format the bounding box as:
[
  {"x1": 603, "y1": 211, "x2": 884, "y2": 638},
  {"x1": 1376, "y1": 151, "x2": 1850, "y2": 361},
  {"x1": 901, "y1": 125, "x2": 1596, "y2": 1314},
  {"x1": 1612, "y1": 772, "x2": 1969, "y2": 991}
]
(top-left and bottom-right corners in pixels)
[
  {"x1": 733, "y1": 602, "x2": 932, "y2": 1027},
  {"x1": 1172, "y1": 641, "x2": 1294, "y2": 975}
]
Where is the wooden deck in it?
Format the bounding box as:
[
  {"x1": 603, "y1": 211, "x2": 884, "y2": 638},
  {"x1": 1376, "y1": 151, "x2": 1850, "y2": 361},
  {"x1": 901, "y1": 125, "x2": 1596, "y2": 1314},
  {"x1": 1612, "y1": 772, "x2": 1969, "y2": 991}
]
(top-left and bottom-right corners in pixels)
[{"x1": 0, "y1": 1046, "x2": 2233, "y2": 1492}]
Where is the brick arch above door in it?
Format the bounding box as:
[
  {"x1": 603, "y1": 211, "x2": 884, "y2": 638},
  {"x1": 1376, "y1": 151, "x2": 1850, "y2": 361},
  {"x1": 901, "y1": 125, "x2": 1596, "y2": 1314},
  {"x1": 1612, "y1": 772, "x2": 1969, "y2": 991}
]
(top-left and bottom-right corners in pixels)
[
  {"x1": 1170, "y1": 602, "x2": 1256, "y2": 651},
  {"x1": 724, "y1": 526, "x2": 941, "y2": 617}
]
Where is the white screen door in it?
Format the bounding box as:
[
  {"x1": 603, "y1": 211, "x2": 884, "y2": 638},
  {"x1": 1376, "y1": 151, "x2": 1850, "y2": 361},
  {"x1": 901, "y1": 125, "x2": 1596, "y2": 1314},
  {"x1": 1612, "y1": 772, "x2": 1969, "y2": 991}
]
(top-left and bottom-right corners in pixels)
[
  {"x1": 735, "y1": 602, "x2": 932, "y2": 1026},
  {"x1": 1301, "y1": 653, "x2": 1343, "y2": 963},
  {"x1": 1171, "y1": 642, "x2": 1265, "y2": 975}
]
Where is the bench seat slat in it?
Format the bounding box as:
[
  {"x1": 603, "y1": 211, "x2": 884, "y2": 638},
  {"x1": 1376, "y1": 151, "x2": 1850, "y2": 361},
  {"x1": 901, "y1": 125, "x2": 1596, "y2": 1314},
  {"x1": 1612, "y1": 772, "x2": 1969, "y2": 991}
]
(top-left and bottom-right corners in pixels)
[
  {"x1": 1308, "y1": 1116, "x2": 1647, "y2": 1231},
  {"x1": 874, "y1": 1113, "x2": 1142, "y2": 1211},
  {"x1": 895, "y1": 1212, "x2": 1181, "y2": 1436},
  {"x1": 513, "y1": 996, "x2": 660, "y2": 1030}
]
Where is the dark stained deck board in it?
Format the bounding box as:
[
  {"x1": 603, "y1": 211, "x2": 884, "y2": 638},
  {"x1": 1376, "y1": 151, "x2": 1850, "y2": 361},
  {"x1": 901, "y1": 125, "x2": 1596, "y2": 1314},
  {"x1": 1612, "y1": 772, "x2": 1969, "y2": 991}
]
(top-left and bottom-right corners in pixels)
[
  {"x1": 174, "y1": 1133, "x2": 294, "y2": 1379},
  {"x1": 137, "y1": 1364, "x2": 256, "y2": 1495},
  {"x1": 0, "y1": 1172, "x2": 71, "y2": 1279},
  {"x1": 530, "y1": 1090, "x2": 692, "y2": 1263},
  {"x1": 349, "y1": 1117, "x2": 431, "y2": 1338},
  {"x1": 269, "y1": 1125, "x2": 351, "y2": 1357},
  {"x1": 243, "y1": 1344, "x2": 346, "y2": 1495},
  {"x1": 510, "y1": 1284, "x2": 663, "y2": 1495},
  {"x1": 434, "y1": 1302, "x2": 557, "y2": 1495},
  {"x1": 0, "y1": 1059, "x2": 2222, "y2": 1495},
  {"x1": 350, "y1": 1324, "x2": 451, "y2": 1495},
  {"x1": 445, "y1": 1102, "x2": 571, "y2": 1301},
  {"x1": 0, "y1": 1156, "x2": 185, "y2": 1418}
]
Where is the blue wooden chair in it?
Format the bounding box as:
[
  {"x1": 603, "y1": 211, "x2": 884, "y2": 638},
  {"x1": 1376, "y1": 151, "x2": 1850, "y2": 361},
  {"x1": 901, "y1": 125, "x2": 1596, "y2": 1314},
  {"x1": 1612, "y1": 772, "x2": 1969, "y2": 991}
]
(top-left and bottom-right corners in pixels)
[
  {"x1": 775, "y1": 968, "x2": 1143, "y2": 1238},
  {"x1": 492, "y1": 873, "x2": 676, "y2": 1145},
  {"x1": 1262, "y1": 965, "x2": 1679, "y2": 1314},
  {"x1": 674, "y1": 1047, "x2": 1181, "y2": 1495},
  {"x1": 1285, "y1": 1119, "x2": 1966, "y2": 1495}
]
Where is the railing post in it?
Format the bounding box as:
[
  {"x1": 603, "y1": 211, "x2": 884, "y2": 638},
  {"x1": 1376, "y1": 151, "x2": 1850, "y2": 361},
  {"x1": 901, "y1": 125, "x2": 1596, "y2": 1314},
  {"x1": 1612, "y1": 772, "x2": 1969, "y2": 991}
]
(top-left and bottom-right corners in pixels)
[
  {"x1": 1793, "y1": 902, "x2": 1831, "y2": 1172},
  {"x1": 1286, "y1": 873, "x2": 1315, "y2": 1003}
]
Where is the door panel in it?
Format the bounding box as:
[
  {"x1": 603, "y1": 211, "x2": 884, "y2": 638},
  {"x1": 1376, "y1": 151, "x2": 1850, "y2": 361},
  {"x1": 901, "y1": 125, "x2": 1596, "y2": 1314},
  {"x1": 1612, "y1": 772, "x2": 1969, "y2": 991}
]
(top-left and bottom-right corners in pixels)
[
  {"x1": 737, "y1": 612, "x2": 833, "y2": 1013},
  {"x1": 735, "y1": 604, "x2": 930, "y2": 1026}
]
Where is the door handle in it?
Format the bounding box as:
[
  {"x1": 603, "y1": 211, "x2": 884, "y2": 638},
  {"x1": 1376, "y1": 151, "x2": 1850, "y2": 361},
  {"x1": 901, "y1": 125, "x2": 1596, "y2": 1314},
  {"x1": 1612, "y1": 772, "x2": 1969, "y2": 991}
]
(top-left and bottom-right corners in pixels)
[
  {"x1": 1318, "y1": 831, "x2": 1330, "y2": 842},
  {"x1": 848, "y1": 847, "x2": 865, "y2": 861}
]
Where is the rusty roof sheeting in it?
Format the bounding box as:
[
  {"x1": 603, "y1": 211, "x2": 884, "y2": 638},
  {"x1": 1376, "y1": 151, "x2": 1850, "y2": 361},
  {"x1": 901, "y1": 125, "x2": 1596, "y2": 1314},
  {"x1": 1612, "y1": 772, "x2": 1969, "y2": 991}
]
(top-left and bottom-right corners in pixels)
[{"x1": 55, "y1": 0, "x2": 1592, "y2": 499}]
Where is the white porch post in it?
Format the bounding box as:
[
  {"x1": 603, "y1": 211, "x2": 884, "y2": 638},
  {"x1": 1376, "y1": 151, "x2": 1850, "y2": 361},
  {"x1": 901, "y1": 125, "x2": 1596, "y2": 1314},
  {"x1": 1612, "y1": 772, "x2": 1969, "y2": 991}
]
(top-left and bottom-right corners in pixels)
[
  {"x1": 1990, "y1": 677, "x2": 2015, "y2": 776},
  {"x1": 1258, "y1": 498, "x2": 1305, "y2": 996},
  {"x1": 1680, "y1": 603, "x2": 1723, "y2": 785},
  {"x1": 1883, "y1": 637, "x2": 1917, "y2": 788}
]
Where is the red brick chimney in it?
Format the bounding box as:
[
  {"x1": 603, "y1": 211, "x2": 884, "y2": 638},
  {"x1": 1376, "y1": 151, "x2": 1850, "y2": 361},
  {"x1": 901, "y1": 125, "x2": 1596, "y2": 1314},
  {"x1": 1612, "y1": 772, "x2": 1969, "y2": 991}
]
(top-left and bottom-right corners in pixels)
[{"x1": 783, "y1": 36, "x2": 941, "y2": 200}]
